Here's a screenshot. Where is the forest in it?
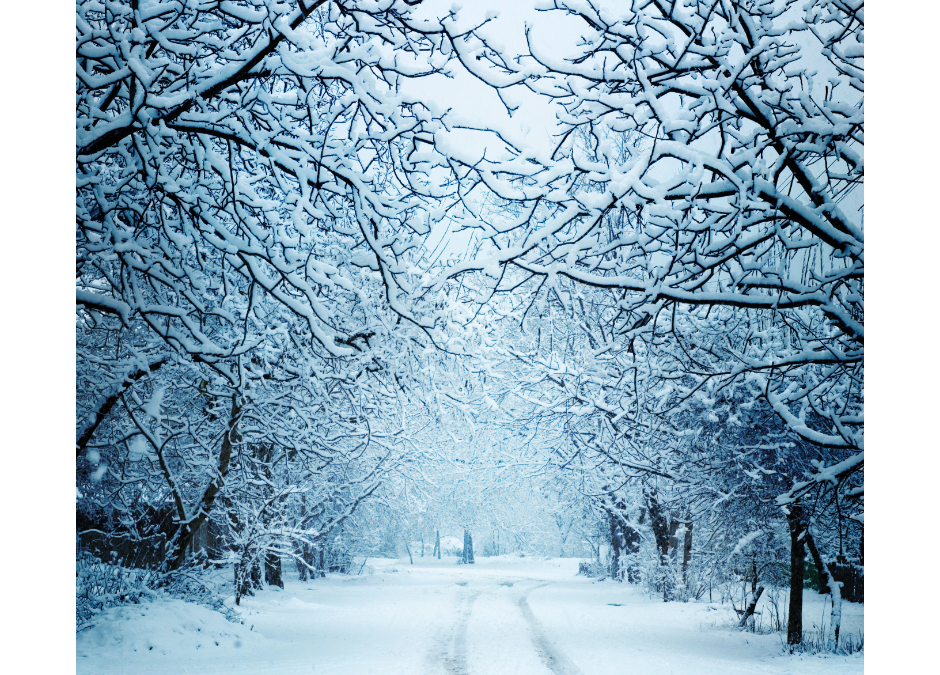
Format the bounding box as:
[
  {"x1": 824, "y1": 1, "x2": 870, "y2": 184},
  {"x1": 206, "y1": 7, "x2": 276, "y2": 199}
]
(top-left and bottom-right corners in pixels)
[{"x1": 75, "y1": 1, "x2": 864, "y2": 672}]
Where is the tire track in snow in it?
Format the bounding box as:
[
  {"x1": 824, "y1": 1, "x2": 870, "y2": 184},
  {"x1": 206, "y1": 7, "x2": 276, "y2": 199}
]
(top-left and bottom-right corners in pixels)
[
  {"x1": 517, "y1": 584, "x2": 585, "y2": 675},
  {"x1": 447, "y1": 590, "x2": 480, "y2": 675},
  {"x1": 425, "y1": 588, "x2": 479, "y2": 675}
]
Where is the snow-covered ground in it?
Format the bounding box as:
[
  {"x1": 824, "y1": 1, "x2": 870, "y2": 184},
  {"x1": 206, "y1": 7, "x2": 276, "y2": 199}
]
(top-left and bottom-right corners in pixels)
[{"x1": 77, "y1": 555, "x2": 862, "y2": 674}]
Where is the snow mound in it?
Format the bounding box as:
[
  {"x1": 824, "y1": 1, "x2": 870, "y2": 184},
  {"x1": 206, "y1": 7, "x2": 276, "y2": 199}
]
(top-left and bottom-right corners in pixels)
[{"x1": 77, "y1": 598, "x2": 267, "y2": 659}]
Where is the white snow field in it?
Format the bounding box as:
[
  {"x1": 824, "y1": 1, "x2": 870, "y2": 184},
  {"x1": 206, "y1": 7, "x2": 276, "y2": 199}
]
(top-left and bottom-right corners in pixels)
[{"x1": 77, "y1": 555, "x2": 862, "y2": 675}]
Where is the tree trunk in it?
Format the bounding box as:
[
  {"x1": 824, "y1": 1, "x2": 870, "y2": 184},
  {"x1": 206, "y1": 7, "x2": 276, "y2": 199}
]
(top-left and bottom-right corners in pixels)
[
  {"x1": 805, "y1": 530, "x2": 842, "y2": 648},
  {"x1": 169, "y1": 394, "x2": 240, "y2": 572},
  {"x1": 609, "y1": 510, "x2": 623, "y2": 580},
  {"x1": 682, "y1": 514, "x2": 693, "y2": 583},
  {"x1": 645, "y1": 489, "x2": 671, "y2": 560},
  {"x1": 467, "y1": 532, "x2": 474, "y2": 564},
  {"x1": 295, "y1": 541, "x2": 308, "y2": 582},
  {"x1": 235, "y1": 553, "x2": 262, "y2": 606},
  {"x1": 738, "y1": 584, "x2": 765, "y2": 629},
  {"x1": 804, "y1": 528, "x2": 830, "y2": 595},
  {"x1": 265, "y1": 551, "x2": 283, "y2": 588},
  {"x1": 787, "y1": 505, "x2": 806, "y2": 647},
  {"x1": 668, "y1": 518, "x2": 680, "y2": 560},
  {"x1": 645, "y1": 489, "x2": 673, "y2": 600},
  {"x1": 435, "y1": 530, "x2": 441, "y2": 559},
  {"x1": 405, "y1": 542, "x2": 413, "y2": 564},
  {"x1": 295, "y1": 494, "x2": 309, "y2": 581}
]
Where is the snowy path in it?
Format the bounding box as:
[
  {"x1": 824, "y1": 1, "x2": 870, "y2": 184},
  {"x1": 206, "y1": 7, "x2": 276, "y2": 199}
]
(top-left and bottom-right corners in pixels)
[
  {"x1": 78, "y1": 556, "x2": 863, "y2": 675},
  {"x1": 516, "y1": 583, "x2": 584, "y2": 675}
]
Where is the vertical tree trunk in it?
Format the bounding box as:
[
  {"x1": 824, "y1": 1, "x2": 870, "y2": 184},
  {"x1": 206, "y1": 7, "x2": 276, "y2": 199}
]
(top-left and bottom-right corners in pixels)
[
  {"x1": 265, "y1": 551, "x2": 283, "y2": 588},
  {"x1": 169, "y1": 394, "x2": 240, "y2": 572},
  {"x1": 435, "y1": 530, "x2": 441, "y2": 559},
  {"x1": 235, "y1": 552, "x2": 262, "y2": 605},
  {"x1": 668, "y1": 519, "x2": 680, "y2": 560},
  {"x1": 682, "y1": 514, "x2": 693, "y2": 584},
  {"x1": 295, "y1": 494, "x2": 309, "y2": 581},
  {"x1": 787, "y1": 505, "x2": 806, "y2": 647},
  {"x1": 467, "y1": 532, "x2": 474, "y2": 564},
  {"x1": 804, "y1": 529, "x2": 830, "y2": 595},
  {"x1": 645, "y1": 489, "x2": 673, "y2": 600},
  {"x1": 805, "y1": 530, "x2": 842, "y2": 649},
  {"x1": 609, "y1": 510, "x2": 623, "y2": 581},
  {"x1": 405, "y1": 542, "x2": 413, "y2": 564},
  {"x1": 295, "y1": 541, "x2": 308, "y2": 582}
]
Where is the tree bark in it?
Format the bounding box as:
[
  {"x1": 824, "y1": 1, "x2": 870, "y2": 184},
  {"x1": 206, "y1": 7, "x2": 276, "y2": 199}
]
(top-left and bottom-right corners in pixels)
[
  {"x1": 682, "y1": 514, "x2": 693, "y2": 583},
  {"x1": 645, "y1": 489, "x2": 674, "y2": 600},
  {"x1": 738, "y1": 584, "x2": 765, "y2": 629},
  {"x1": 609, "y1": 509, "x2": 623, "y2": 580},
  {"x1": 295, "y1": 494, "x2": 309, "y2": 581},
  {"x1": 294, "y1": 541, "x2": 308, "y2": 582},
  {"x1": 805, "y1": 530, "x2": 842, "y2": 648},
  {"x1": 645, "y1": 489, "x2": 671, "y2": 560},
  {"x1": 804, "y1": 528, "x2": 830, "y2": 595},
  {"x1": 169, "y1": 394, "x2": 240, "y2": 571},
  {"x1": 787, "y1": 505, "x2": 806, "y2": 647},
  {"x1": 265, "y1": 552, "x2": 283, "y2": 588}
]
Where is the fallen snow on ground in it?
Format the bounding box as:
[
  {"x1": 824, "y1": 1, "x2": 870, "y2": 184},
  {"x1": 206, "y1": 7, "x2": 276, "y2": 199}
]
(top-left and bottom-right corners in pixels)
[{"x1": 77, "y1": 555, "x2": 862, "y2": 674}]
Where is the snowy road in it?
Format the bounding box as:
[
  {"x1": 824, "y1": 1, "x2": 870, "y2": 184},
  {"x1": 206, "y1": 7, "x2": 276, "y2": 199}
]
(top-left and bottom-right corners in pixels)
[{"x1": 78, "y1": 556, "x2": 863, "y2": 675}]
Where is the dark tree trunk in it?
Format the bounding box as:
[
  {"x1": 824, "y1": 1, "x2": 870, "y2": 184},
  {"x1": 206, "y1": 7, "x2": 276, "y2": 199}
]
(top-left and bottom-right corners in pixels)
[
  {"x1": 682, "y1": 515, "x2": 693, "y2": 583},
  {"x1": 467, "y1": 532, "x2": 474, "y2": 564},
  {"x1": 622, "y1": 523, "x2": 641, "y2": 582},
  {"x1": 787, "y1": 505, "x2": 806, "y2": 647},
  {"x1": 804, "y1": 528, "x2": 830, "y2": 595},
  {"x1": 435, "y1": 530, "x2": 441, "y2": 559},
  {"x1": 609, "y1": 511, "x2": 623, "y2": 580},
  {"x1": 235, "y1": 554, "x2": 262, "y2": 605},
  {"x1": 295, "y1": 494, "x2": 309, "y2": 581},
  {"x1": 250, "y1": 558, "x2": 262, "y2": 588},
  {"x1": 169, "y1": 395, "x2": 240, "y2": 572},
  {"x1": 605, "y1": 492, "x2": 639, "y2": 582},
  {"x1": 645, "y1": 489, "x2": 674, "y2": 600},
  {"x1": 668, "y1": 518, "x2": 680, "y2": 560},
  {"x1": 739, "y1": 584, "x2": 765, "y2": 629},
  {"x1": 265, "y1": 551, "x2": 283, "y2": 588},
  {"x1": 295, "y1": 541, "x2": 308, "y2": 582},
  {"x1": 645, "y1": 489, "x2": 671, "y2": 560}
]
